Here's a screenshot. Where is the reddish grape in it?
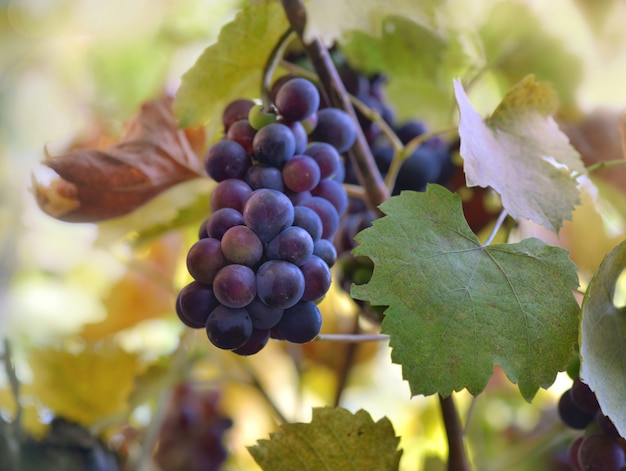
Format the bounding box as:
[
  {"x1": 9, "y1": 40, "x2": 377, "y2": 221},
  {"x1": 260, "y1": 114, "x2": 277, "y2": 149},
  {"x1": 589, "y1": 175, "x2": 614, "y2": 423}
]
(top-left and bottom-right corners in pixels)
[
  {"x1": 282, "y1": 155, "x2": 321, "y2": 192},
  {"x1": 212, "y1": 264, "x2": 256, "y2": 308},
  {"x1": 186, "y1": 238, "x2": 226, "y2": 285}
]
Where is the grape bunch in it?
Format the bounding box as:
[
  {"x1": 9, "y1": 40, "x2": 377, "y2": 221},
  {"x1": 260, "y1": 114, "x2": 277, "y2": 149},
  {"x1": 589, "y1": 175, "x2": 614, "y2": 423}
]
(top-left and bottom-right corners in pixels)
[
  {"x1": 154, "y1": 384, "x2": 232, "y2": 471},
  {"x1": 176, "y1": 77, "x2": 354, "y2": 355},
  {"x1": 557, "y1": 376, "x2": 626, "y2": 470}
]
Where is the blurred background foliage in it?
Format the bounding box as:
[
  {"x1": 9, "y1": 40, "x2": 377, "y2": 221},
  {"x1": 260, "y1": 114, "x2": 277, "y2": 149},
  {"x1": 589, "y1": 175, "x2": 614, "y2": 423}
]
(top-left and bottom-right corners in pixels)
[{"x1": 0, "y1": 0, "x2": 625, "y2": 470}]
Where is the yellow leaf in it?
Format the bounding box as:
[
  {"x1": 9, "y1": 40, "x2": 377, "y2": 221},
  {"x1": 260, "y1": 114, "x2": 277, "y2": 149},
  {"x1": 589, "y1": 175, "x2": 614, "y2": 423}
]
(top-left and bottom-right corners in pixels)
[{"x1": 28, "y1": 340, "x2": 143, "y2": 427}]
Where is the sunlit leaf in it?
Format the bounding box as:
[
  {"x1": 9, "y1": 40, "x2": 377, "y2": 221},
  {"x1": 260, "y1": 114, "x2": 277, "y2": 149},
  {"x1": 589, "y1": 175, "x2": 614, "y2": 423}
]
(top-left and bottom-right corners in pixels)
[
  {"x1": 455, "y1": 76, "x2": 585, "y2": 232},
  {"x1": 28, "y1": 341, "x2": 143, "y2": 427},
  {"x1": 33, "y1": 96, "x2": 204, "y2": 222},
  {"x1": 304, "y1": 0, "x2": 441, "y2": 45},
  {"x1": 341, "y1": 16, "x2": 469, "y2": 127},
  {"x1": 352, "y1": 186, "x2": 580, "y2": 401},
  {"x1": 248, "y1": 407, "x2": 402, "y2": 470},
  {"x1": 173, "y1": 2, "x2": 289, "y2": 130},
  {"x1": 580, "y1": 239, "x2": 626, "y2": 439}
]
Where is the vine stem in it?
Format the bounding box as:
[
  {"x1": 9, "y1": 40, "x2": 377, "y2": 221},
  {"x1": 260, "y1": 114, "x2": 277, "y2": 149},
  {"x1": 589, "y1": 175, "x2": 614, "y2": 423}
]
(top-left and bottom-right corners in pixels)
[
  {"x1": 585, "y1": 157, "x2": 626, "y2": 174},
  {"x1": 439, "y1": 395, "x2": 472, "y2": 471},
  {"x1": 315, "y1": 333, "x2": 390, "y2": 343},
  {"x1": 280, "y1": 0, "x2": 389, "y2": 216}
]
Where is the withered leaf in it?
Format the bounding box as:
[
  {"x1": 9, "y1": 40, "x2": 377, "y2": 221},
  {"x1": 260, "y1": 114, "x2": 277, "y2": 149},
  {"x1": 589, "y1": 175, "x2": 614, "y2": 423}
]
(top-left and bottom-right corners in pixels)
[{"x1": 34, "y1": 96, "x2": 205, "y2": 222}]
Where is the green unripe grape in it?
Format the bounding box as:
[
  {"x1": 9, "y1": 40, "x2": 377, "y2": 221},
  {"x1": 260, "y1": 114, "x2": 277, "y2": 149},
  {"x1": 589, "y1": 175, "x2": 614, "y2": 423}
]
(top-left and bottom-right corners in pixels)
[{"x1": 248, "y1": 104, "x2": 277, "y2": 130}]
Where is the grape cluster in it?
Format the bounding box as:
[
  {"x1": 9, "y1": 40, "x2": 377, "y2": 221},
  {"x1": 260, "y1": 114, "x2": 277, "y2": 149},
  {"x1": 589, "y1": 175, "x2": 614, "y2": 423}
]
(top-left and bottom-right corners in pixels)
[
  {"x1": 154, "y1": 384, "x2": 232, "y2": 471},
  {"x1": 176, "y1": 77, "x2": 353, "y2": 354},
  {"x1": 558, "y1": 376, "x2": 626, "y2": 470}
]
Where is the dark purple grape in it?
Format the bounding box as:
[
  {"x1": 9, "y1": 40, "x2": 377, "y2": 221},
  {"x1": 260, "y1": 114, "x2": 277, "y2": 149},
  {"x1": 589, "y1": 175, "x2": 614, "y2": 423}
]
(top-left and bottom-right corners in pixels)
[
  {"x1": 206, "y1": 208, "x2": 244, "y2": 240},
  {"x1": 232, "y1": 328, "x2": 271, "y2": 356},
  {"x1": 223, "y1": 99, "x2": 254, "y2": 130},
  {"x1": 280, "y1": 120, "x2": 308, "y2": 154},
  {"x1": 243, "y1": 189, "x2": 295, "y2": 242},
  {"x1": 311, "y1": 179, "x2": 347, "y2": 215},
  {"x1": 245, "y1": 164, "x2": 284, "y2": 191},
  {"x1": 571, "y1": 377, "x2": 600, "y2": 416},
  {"x1": 246, "y1": 297, "x2": 284, "y2": 329},
  {"x1": 252, "y1": 123, "x2": 296, "y2": 167},
  {"x1": 298, "y1": 196, "x2": 339, "y2": 240},
  {"x1": 558, "y1": 389, "x2": 595, "y2": 430},
  {"x1": 293, "y1": 205, "x2": 323, "y2": 242},
  {"x1": 282, "y1": 155, "x2": 321, "y2": 192},
  {"x1": 310, "y1": 108, "x2": 356, "y2": 153},
  {"x1": 285, "y1": 189, "x2": 311, "y2": 206},
  {"x1": 256, "y1": 260, "x2": 305, "y2": 309},
  {"x1": 372, "y1": 143, "x2": 394, "y2": 174},
  {"x1": 392, "y1": 146, "x2": 442, "y2": 195},
  {"x1": 212, "y1": 264, "x2": 256, "y2": 308},
  {"x1": 186, "y1": 238, "x2": 226, "y2": 285},
  {"x1": 304, "y1": 142, "x2": 342, "y2": 180},
  {"x1": 266, "y1": 226, "x2": 314, "y2": 266},
  {"x1": 204, "y1": 139, "x2": 251, "y2": 182},
  {"x1": 313, "y1": 238, "x2": 337, "y2": 267},
  {"x1": 300, "y1": 255, "x2": 332, "y2": 302},
  {"x1": 210, "y1": 179, "x2": 252, "y2": 212},
  {"x1": 578, "y1": 434, "x2": 625, "y2": 471},
  {"x1": 275, "y1": 301, "x2": 322, "y2": 343},
  {"x1": 220, "y1": 225, "x2": 263, "y2": 267},
  {"x1": 176, "y1": 281, "x2": 220, "y2": 328},
  {"x1": 206, "y1": 305, "x2": 253, "y2": 350},
  {"x1": 226, "y1": 119, "x2": 256, "y2": 155},
  {"x1": 395, "y1": 120, "x2": 427, "y2": 145},
  {"x1": 275, "y1": 77, "x2": 320, "y2": 122}
]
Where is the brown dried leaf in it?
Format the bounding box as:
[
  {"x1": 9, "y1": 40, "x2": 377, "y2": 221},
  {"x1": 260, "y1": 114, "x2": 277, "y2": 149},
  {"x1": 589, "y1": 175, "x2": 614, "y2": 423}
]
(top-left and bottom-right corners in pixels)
[{"x1": 34, "y1": 96, "x2": 205, "y2": 222}]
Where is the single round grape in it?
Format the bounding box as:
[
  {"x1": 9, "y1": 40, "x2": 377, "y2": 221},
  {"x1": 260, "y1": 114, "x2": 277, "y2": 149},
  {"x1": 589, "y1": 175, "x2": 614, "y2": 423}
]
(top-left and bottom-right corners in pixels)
[
  {"x1": 186, "y1": 238, "x2": 226, "y2": 285},
  {"x1": 210, "y1": 179, "x2": 252, "y2": 212},
  {"x1": 578, "y1": 434, "x2": 625, "y2": 471},
  {"x1": 256, "y1": 260, "x2": 305, "y2": 309},
  {"x1": 245, "y1": 164, "x2": 284, "y2": 191},
  {"x1": 304, "y1": 142, "x2": 342, "y2": 180},
  {"x1": 298, "y1": 196, "x2": 339, "y2": 240},
  {"x1": 392, "y1": 146, "x2": 442, "y2": 195},
  {"x1": 311, "y1": 179, "x2": 348, "y2": 215},
  {"x1": 212, "y1": 264, "x2": 257, "y2": 308},
  {"x1": 558, "y1": 389, "x2": 595, "y2": 430},
  {"x1": 252, "y1": 122, "x2": 296, "y2": 167},
  {"x1": 220, "y1": 225, "x2": 264, "y2": 267},
  {"x1": 232, "y1": 328, "x2": 271, "y2": 356},
  {"x1": 206, "y1": 305, "x2": 253, "y2": 350},
  {"x1": 206, "y1": 207, "x2": 244, "y2": 240},
  {"x1": 395, "y1": 120, "x2": 427, "y2": 145},
  {"x1": 248, "y1": 104, "x2": 277, "y2": 130},
  {"x1": 275, "y1": 301, "x2": 322, "y2": 343},
  {"x1": 293, "y1": 205, "x2": 323, "y2": 242},
  {"x1": 176, "y1": 281, "x2": 220, "y2": 328},
  {"x1": 226, "y1": 119, "x2": 256, "y2": 155},
  {"x1": 309, "y1": 108, "x2": 356, "y2": 153},
  {"x1": 204, "y1": 139, "x2": 251, "y2": 182},
  {"x1": 282, "y1": 155, "x2": 321, "y2": 193},
  {"x1": 313, "y1": 238, "x2": 337, "y2": 267},
  {"x1": 246, "y1": 297, "x2": 284, "y2": 329},
  {"x1": 571, "y1": 377, "x2": 600, "y2": 416},
  {"x1": 275, "y1": 77, "x2": 320, "y2": 122},
  {"x1": 300, "y1": 255, "x2": 332, "y2": 302},
  {"x1": 243, "y1": 189, "x2": 295, "y2": 242},
  {"x1": 223, "y1": 99, "x2": 254, "y2": 130},
  {"x1": 266, "y1": 226, "x2": 314, "y2": 266}
]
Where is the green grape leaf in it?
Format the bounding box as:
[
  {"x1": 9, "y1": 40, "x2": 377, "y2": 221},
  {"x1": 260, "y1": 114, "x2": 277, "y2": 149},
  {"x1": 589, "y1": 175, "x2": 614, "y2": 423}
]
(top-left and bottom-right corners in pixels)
[
  {"x1": 479, "y1": 2, "x2": 584, "y2": 113},
  {"x1": 341, "y1": 16, "x2": 469, "y2": 128},
  {"x1": 351, "y1": 185, "x2": 580, "y2": 401},
  {"x1": 304, "y1": 0, "x2": 441, "y2": 46},
  {"x1": 248, "y1": 407, "x2": 402, "y2": 471},
  {"x1": 454, "y1": 76, "x2": 585, "y2": 233},
  {"x1": 580, "y1": 239, "x2": 626, "y2": 439},
  {"x1": 173, "y1": 2, "x2": 289, "y2": 130}
]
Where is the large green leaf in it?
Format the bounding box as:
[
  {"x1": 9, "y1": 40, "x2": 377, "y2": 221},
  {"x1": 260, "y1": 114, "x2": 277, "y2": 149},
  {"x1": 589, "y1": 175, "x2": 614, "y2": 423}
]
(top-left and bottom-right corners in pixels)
[
  {"x1": 455, "y1": 76, "x2": 585, "y2": 232},
  {"x1": 580, "y1": 239, "x2": 626, "y2": 439},
  {"x1": 341, "y1": 16, "x2": 469, "y2": 127},
  {"x1": 248, "y1": 407, "x2": 402, "y2": 471},
  {"x1": 352, "y1": 185, "x2": 580, "y2": 401},
  {"x1": 304, "y1": 0, "x2": 441, "y2": 45},
  {"x1": 173, "y1": 2, "x2": 289, "y2": 131}
]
